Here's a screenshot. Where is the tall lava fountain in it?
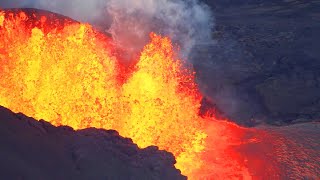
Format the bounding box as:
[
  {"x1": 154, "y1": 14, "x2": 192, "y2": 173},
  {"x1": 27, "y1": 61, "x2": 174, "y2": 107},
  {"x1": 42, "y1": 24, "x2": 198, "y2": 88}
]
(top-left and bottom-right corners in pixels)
[{"x1": 0, "y1": 9, "x2": 257, "y2": 179}]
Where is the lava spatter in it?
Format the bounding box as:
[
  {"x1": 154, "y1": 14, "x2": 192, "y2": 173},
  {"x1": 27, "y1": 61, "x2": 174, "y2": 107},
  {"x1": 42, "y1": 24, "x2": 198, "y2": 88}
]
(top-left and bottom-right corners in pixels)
[{"x1": 0, "y1": 10, "x2": 253, "y2": 179}]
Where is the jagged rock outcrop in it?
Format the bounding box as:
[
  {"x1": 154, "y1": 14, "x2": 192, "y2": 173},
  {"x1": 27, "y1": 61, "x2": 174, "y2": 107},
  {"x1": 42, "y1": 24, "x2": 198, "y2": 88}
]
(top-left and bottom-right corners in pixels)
[{"x1": 0, "y1": 106, "x2": 185, "y2": 180}]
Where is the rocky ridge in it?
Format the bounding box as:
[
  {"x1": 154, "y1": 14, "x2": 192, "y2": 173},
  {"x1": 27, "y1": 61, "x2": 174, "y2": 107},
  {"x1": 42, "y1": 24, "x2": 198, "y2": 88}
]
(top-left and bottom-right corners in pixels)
[{"x1": 0, "y1": 106, "x2": 185, "y2": 180}]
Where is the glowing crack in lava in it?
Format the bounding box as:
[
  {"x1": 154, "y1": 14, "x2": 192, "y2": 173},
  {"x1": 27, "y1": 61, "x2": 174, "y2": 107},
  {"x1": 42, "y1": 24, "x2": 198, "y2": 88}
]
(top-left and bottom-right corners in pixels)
[{"x1": 0, "y1": 10, "x2": 255, "y2": 179}]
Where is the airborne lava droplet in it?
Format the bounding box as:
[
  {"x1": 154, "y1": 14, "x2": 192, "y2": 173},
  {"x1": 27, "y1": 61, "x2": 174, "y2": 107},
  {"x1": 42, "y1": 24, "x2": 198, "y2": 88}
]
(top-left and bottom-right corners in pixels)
[{"x1": 0, "y1": 12, "x2": 4, "y2": 27}]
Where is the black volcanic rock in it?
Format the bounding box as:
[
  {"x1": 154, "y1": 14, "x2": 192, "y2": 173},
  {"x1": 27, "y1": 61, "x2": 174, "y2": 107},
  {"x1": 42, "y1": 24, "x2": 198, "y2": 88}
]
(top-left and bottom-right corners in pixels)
[
  {"x1": 193, "y1": 0, "x2": 320, "y2": 125},
  {"x1": 0, "y1": 106, "x2": 185, "y2": 180}
]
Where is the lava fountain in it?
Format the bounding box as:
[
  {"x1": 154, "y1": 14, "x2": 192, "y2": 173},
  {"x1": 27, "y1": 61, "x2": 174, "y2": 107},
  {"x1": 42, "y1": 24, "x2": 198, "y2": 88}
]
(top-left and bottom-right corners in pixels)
[{"x1": 0, "y1": 9, "x2": 297, "y2": 179}]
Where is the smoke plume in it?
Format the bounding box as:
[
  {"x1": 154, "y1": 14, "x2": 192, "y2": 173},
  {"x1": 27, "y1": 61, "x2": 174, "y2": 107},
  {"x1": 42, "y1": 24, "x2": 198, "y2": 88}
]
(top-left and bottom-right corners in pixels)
[{"x1": 0, "y1": 0, "x2": 214, "y2": 60}]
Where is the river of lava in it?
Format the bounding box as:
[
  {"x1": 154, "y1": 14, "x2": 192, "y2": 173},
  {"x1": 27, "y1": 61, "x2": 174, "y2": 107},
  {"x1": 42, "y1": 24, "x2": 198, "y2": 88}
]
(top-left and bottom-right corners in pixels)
[{"x1": 0, "y1": 10, "x2": 256, "y2": 179}]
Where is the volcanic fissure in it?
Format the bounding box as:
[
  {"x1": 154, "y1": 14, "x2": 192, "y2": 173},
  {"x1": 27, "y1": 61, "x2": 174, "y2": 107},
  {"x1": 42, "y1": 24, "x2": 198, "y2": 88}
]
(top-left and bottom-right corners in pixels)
[{"x1": 0, "y1": 9, "x2": 279, "y2": 179}]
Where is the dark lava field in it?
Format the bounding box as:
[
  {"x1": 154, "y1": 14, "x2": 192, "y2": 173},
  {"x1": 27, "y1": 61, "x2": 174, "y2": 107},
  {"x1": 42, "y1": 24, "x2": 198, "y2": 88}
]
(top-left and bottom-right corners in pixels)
[{"x1": 194, "y1": 0, "x2": 320, "y2": 126}]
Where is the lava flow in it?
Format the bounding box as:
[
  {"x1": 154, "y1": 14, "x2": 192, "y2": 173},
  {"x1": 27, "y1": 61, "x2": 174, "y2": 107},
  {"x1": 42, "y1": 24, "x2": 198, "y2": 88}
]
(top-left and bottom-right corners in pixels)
[{"x1": 0, "y1": 9, "x2": 274, "y2": 179}]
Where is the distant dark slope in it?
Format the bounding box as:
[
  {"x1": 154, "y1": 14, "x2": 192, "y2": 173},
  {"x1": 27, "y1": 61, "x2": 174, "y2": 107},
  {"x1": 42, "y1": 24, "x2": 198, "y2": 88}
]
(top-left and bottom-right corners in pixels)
[
  {"x1": 194, "y1": 0, "x2": 320, "y2": 125},
  {"x1": 0, "y1": 106, "x2": 185, "y2": 180}
]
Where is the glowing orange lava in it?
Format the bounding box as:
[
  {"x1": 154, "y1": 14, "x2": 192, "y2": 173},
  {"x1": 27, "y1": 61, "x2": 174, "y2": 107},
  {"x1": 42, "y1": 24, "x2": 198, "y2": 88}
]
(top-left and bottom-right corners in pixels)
[{"x1": 0, "y1": 10, "x2": 254, "y2": 179}]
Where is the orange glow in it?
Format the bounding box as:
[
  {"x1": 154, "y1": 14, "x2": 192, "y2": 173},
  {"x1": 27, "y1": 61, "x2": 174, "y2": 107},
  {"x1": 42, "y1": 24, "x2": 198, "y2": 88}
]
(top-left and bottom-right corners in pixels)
[{"x1": 0, "y1": 10, "x2": 253, "y2": 179}]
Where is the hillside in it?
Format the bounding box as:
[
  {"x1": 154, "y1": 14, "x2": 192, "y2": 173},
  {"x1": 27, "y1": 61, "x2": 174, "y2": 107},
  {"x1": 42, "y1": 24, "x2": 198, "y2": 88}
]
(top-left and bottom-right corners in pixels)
[{"x1": 194, "y1": 0, "x2": 320, "y2": 125}]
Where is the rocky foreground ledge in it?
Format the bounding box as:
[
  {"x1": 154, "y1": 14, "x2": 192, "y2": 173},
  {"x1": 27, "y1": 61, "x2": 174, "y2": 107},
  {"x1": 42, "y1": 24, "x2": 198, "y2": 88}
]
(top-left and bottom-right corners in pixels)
[
  {"x1": 1, "y1": 105, "x2": 319, "y2": 179},
  {"x1": 0, "y1": 106, "x2": 185, "y2": 180}
]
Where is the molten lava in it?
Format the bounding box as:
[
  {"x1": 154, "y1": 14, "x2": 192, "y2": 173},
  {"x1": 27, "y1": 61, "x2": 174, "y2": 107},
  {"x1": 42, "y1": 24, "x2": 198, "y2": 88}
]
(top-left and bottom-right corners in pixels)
[{"x1": 0, "y1": 10, "x2": 258, "y2": 179}]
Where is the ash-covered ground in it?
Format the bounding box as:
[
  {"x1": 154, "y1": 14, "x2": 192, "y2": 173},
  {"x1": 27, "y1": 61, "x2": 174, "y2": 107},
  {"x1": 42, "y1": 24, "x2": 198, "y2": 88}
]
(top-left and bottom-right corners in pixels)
[{"x1": 0, "y1": 106, "x2": 186, "y2": 180}]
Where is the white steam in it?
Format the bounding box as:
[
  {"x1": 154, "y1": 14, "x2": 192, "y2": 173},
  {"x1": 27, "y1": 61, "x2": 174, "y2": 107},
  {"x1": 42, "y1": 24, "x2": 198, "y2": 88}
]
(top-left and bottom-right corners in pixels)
[
  {"x1": 106, "y1": 0, "x2": 214, "y2": 59},
  {"x1": 0, "y1": 0, "x2": 214, "y2": 60}
]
